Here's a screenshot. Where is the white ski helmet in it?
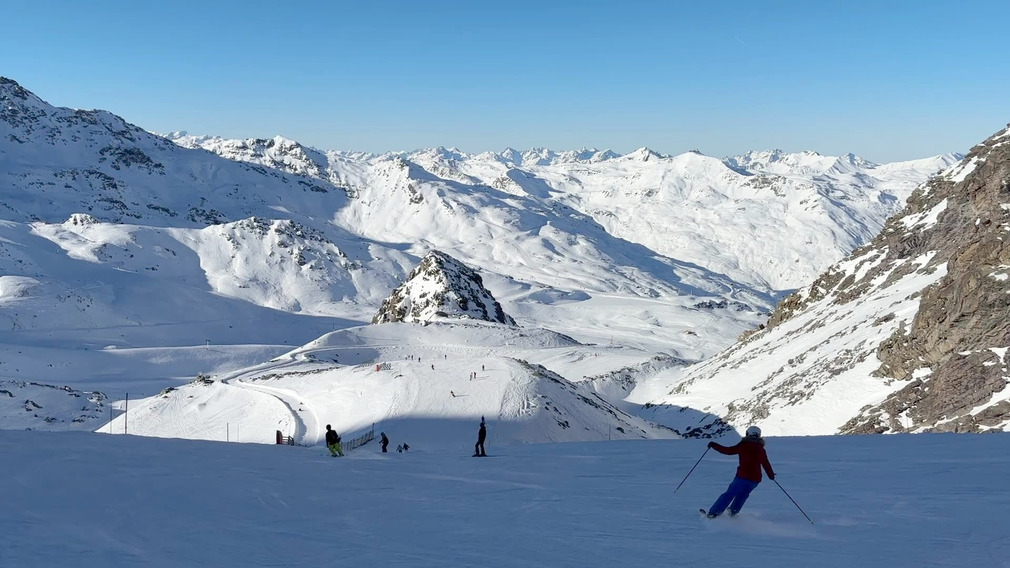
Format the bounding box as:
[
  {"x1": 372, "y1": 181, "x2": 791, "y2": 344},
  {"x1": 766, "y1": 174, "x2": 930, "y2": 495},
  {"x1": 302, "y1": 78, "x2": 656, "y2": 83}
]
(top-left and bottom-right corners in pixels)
[{"x1": 745, "y1": 426, "x2": 762, "y2": 438}]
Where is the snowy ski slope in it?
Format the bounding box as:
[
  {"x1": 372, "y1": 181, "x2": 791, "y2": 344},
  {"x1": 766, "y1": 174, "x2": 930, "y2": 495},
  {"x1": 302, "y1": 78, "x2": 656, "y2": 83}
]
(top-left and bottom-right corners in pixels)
[
  {"x1": 2, "y1": 430, "x2": 1007, "y2": 567},
  {"x1": 106, "y1": 321, "x2": 680, "y2": 446}
]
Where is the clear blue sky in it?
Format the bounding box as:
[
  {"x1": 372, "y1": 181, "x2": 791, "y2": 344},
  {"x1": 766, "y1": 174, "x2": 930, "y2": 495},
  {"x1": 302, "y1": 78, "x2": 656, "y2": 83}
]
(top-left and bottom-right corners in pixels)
[{"x1": 4, "y1": 0, "x2": 1008, "y2": 161}]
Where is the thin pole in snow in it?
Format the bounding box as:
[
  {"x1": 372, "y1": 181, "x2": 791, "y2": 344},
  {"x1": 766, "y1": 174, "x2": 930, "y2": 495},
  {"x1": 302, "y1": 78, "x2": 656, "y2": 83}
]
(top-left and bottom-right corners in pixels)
[
  {"x1": 773, "y1": 479, "x2": 814, "y2": 525},
  {"x1": 227, "y1": 423, "x2": 230, "y2": 442},
  {"x1": 674, "y1": 446, "x2": 710, "y2": 493},
  {"x1": 124, "y1": 393, "x2": 128, "y2": 435}
]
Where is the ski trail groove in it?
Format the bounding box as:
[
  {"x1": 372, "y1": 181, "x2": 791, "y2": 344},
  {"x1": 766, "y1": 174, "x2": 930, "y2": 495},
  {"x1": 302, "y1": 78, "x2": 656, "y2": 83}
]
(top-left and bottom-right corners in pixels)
[
  {"x1": 219, "y1": 346, "x2": 349, "y2": 444},
  {"x1": 219, "y1": 355, "x2": 309, "y2": 442}
]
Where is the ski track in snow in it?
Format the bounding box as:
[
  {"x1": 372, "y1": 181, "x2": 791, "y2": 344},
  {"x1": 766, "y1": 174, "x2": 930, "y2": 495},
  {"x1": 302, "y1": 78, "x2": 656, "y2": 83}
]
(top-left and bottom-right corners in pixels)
[{"x1": 220, "y1": 353, "x2": 325, "y2": 444}]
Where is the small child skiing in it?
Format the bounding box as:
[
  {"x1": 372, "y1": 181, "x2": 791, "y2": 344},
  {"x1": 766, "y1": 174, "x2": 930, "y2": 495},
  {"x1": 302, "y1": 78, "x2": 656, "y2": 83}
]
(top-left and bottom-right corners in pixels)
[
  {"x1": 702, "y1": 426, "x2": 774, "y2": 518},
  {"x1": 380, "y1": 432, "x2": 389, "y2": 453},
  {"x1": 325, "y1": 424, "x2": 344, "y2": 457}
]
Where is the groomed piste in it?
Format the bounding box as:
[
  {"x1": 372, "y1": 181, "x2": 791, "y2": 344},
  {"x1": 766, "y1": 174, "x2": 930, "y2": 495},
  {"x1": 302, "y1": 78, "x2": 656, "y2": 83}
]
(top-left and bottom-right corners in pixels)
[{"x1": 2, "y1": 431, "x2": 1006, "y2": 567}]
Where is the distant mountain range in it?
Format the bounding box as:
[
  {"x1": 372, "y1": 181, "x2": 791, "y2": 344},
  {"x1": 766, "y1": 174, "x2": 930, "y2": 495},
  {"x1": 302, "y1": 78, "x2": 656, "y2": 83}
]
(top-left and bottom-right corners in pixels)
[
  {"x1": 0, "y1": 76, "x2": 980, "y2": 441},
  {"x1": 166, "y1": 130, "x2": 960, "y2": 292}
]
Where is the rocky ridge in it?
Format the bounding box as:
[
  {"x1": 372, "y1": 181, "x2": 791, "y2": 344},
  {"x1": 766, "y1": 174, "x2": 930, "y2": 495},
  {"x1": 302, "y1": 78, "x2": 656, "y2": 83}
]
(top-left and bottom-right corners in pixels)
[{"x1": 843, "y1": 125, "x2": 1010, "y2": 433}]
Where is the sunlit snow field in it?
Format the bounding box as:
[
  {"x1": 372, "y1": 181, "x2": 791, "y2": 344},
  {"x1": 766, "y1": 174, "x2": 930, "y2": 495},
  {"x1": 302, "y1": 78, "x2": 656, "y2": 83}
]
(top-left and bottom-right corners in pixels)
[{"x1": 2, "y1": 431, "x2": 1006, "y2": 567}]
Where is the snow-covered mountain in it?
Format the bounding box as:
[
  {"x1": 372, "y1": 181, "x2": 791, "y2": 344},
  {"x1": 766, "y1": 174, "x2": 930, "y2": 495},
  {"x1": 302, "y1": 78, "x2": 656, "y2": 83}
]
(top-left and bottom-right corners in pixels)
[
  {"x1": 170, "y1": 130, "x2": 959, "y2": 291},
  {"x1": 636, "y1": 125, "x2": 1010, "y2": 436},
  {"x1": 0, "y1": 76, "x2": 968, "y2": 443},
  {"x1": 0, "y1": 76, "x2": 775, "y2": 360}
]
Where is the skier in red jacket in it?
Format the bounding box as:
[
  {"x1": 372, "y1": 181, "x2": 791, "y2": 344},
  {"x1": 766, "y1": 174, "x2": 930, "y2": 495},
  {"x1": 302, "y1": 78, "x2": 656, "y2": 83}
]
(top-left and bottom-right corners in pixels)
[{"x1": 703, "y1": 426, "x2": 775, "y2": 518}]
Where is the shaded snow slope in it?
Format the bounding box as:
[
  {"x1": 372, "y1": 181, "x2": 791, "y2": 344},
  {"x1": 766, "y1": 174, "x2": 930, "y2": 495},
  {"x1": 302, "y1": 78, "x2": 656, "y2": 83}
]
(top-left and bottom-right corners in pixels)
[
  {"x1": 4, "y1": 431, "x2": 1009, "y2": 567},
  {"x1": 0, "y1": 380, "x2": 107, "y2": 431}
]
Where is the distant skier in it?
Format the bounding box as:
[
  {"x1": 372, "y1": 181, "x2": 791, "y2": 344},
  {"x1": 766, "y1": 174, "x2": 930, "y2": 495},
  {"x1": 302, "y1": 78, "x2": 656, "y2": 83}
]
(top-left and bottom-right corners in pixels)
[
  {"x1": 325, "y1": 424, "x2": 344, "y2": 457},
  {"x1": 380, "y1": 432, "x2": 389, "y2": 453},
  {"x1": 451, "y1": 390, "x2": 456, "y2": 397},
  {"x1": 403, "y1": 443, "x2": 409, "y2": 452},
  {"x1": 702, "y1": 426, "x2": 774, "y2": 518},
  {"x1": 473, "y1": 417, "x2": 487, "y2": 457}
]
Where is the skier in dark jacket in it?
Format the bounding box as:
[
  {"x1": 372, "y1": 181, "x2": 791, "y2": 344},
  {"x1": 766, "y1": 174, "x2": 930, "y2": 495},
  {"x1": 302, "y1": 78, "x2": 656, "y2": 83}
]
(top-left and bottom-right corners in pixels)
[
  {"x1": 325, "y1": 424, "x2": 343, "y2": 457},
  {"x1": 473, "y1": 417, "x2": 487, "y2": 457},
  {"x1": 380, "y1": 432, "x2": 389, "y2": 453},
  {"x1": 703, "y1": 426, "x2": 774, "y2": 518}
]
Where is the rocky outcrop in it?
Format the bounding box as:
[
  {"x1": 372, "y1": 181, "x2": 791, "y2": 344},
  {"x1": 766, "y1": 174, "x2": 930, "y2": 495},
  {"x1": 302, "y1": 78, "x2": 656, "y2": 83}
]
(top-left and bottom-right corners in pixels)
[
  {"x1": 0, "y1": 379, "x2": 107, "y2": 431},
  {"x1": 841, "y1": 126, "x2": 1010, "y2": 433},
  {"x1": 372, "y1": 251, "x2": 515, "y2": 325}
]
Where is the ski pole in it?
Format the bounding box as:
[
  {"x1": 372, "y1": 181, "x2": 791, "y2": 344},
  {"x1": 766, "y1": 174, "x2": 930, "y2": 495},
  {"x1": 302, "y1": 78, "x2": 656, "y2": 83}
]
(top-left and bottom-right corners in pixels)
[
  {"x1": 674, "y1": 446, "x2": 710, "y2": 493},
  {"x1": 773, "y1": 479, "x2": 814, "y2": 525}
]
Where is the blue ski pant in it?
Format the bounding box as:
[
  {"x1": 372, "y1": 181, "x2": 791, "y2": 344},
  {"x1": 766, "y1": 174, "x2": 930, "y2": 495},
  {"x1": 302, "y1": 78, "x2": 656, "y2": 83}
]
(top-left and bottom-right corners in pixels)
[{"x1": 709, "y1": 476, "x2": 759, "y2": 516}]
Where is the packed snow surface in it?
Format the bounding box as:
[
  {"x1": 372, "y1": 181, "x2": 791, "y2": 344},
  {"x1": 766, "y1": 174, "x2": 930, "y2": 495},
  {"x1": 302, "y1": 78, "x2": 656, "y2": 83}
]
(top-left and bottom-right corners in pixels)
[
  {"x1": 2, "y1": 431, "x2": 1007, "y2": 567},
  {"x1": 104, "y1": 321, "x2": 679, "y2": 446}
]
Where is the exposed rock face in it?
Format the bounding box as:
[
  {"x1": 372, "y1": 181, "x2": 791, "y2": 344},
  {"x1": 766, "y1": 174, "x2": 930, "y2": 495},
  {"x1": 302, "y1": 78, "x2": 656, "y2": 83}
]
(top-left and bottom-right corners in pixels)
[
  {"x1": 842, "y1": 126, "x2": 1010, "y2": 433},
  {"x1": 774, "y1": 125, "x2": 1010, "y2": 433},
  {"x1": 372, "y1": 251, "x2": 516, "y2": 325}
]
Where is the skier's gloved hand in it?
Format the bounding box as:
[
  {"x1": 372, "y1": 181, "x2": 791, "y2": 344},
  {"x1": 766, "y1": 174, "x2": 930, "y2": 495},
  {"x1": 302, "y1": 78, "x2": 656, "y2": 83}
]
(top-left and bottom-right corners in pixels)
[
  {"x1": 707, "y1": 441, "x2": 715, "y2": 449},
  {"x1": 768, "y1": 473, "x2": 775, "y2": 480}
]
